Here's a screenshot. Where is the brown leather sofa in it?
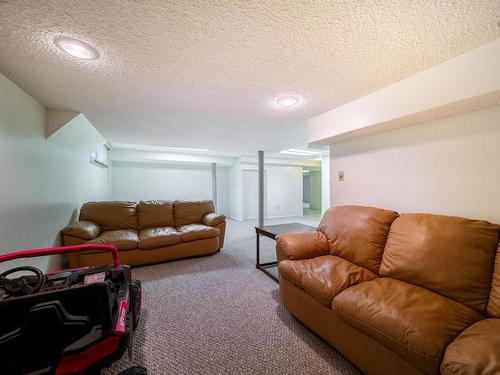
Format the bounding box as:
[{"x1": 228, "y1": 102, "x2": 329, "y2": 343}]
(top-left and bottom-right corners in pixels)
[
  {"x1": 62, "y1": 200, "x2": 226, "y2": 268},
  {"x1": 277, "y1": 206, "x2": 500, "y2": 375}
]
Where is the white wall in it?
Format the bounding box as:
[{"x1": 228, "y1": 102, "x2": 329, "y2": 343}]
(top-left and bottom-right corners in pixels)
[
  {"x1": 237, "y1": 163, "x2": 303, "y2": 219},
  {"x1": 228, "y1": 164, "x2": 243, "y2": 220},
  {"x1": 242, "y1": 170, "x2": 260, "y2": 219},
  {"x1": 330, "y1": 106, "x2": 500, "y2": 223},
  {"x1": 111, "y1": 161, "x2": 229, "y2": 215},
  {"x1": 0, "y1": 73, "x2": 111, "y2": 272},
  {"x1": 263, "y1": 164, "x2": 303, "y2": 218},
  {"x1": 215, "y1": 166, "x2": 230, "y2": 216}
]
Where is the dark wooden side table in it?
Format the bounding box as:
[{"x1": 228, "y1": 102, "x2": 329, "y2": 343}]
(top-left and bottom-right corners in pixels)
[{"x1": 255, "y1": 223, "x2": 317, "y2": 282}]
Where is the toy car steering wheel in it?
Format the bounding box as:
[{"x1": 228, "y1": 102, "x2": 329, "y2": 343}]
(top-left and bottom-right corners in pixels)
[{"x1": 0, "y1": 266, "x2": 45, "y2": 297}]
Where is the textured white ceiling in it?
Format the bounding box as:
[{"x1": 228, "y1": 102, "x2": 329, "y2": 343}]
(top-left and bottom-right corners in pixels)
[{"x1": 1, "y1": 1, "x2": 499, "y2": 154}]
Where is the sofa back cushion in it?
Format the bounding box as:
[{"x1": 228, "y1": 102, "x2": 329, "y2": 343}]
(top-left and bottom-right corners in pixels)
[
  {"x1": 488, "y1": 243, "x2": 500, "y2": 318},
  {"x1": 380, "y1": 213, "x2": 499, "y2": 313},
  {"x1": 174, "y1": 200, "x2": 215, "y2": 226},
  {"x1": 137, "y1": 200, "x2": 174, "y2": 229},
  {"x1": 318, "y1": 206, "x2": 399, "y2": 274},
  {"x1": 80, "y1": 201, "x2": 137, "y2": 231}
]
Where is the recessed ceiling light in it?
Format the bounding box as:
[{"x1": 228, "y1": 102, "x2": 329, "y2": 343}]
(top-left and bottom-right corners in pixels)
[
  {"x1": 54, "y1": 37, "x2": 100, "y2": 60},
  {"x1": 276, "y1": 96, "x2": 300, "y2": 107}
]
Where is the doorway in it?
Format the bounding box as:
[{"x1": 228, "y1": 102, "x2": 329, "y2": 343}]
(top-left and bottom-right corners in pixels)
[{"x1": 303, "y1": 168, "x2": 321, "y2": 218}]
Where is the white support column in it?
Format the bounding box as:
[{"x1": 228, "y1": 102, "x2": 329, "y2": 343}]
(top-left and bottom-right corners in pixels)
[
  {"x1": 211, "y1": 162, "x2": 217, "y2": 209},
  {"x1": 258, "y1": 151, "x2": 264, "y2": 227}
]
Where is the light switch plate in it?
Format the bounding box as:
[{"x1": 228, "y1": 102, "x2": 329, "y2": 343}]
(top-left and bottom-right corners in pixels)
[{"x1": 338, "y1": 171, "x2": 344, "y2": 181}]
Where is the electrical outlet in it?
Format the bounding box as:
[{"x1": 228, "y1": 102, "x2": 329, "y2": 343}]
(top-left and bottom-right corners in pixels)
[{"x1": 338, "y1": 171, "x2": 344, "y2": 181}]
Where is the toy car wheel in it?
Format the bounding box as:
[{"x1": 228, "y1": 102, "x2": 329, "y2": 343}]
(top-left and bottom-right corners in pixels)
[{"x1": 129, "y1": 280, "x2": 142, "y2": 330}]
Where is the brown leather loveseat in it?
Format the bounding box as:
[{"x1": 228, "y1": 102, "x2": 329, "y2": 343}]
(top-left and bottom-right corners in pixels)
[
  {"x1": 62, "y1": 200, "x2": 226, "y2": 268},
  {"x1": 277, "y1": 206, "x2": 500, "y2": 375}
]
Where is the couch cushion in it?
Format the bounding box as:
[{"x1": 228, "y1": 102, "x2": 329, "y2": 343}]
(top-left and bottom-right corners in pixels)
[
  {"x1": 80, "y1": 201, "x2": 137, "y2": 231},
  {"x1": 317, "y1": 206, "x2": 399, "y2": 274},
  {"x1": 137, "y1": 200, "x2": 175, "y2": 230},
  {"x1": 488, "y1": 242, "x2": 500, "y2": 318},
  {"x1": 380, "y1": 213, "x2": 500, "y2": 313},
  {"x1": 177, "y1": 224, "x2": 219, "y2": 243},
  {"x1": 332, "y1": 278, "x2": 483, "y2": 374},
  {"x1": 86, "y1": 229, "x2": 138, "y2": 251},
  {"x1": 138, "y1": 227, "x2": 181, "y2": 249},
  {"x1": 174, "y1": 200, "x2": 215, "y2": 226},
  {"x1": 279, "y1": 255, "x2": 378, "y2": 307},
  {"x1": 441, "y1": 319, "x2": 500, "y2": 375}
]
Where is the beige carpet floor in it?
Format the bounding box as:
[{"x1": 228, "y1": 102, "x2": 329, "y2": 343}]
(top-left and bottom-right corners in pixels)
[{"x1": 104, "y1": 217, "x2": 361, "y2": 375}]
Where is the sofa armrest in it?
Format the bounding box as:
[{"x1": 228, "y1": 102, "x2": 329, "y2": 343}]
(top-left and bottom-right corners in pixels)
[
  {"x1": 62, "y1": 221, "x2": 101, "y2": 240},
  {"x1": 202, "y1": 213, "x2": 226, "y2": 226},
  {"x1": 276, "y1": 231, "x2": 329, "y2": 262}
]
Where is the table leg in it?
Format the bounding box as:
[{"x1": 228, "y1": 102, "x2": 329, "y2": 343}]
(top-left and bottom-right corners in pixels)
[{"x1": 256, "y1": 232, "x2": 260, "y2": 269}]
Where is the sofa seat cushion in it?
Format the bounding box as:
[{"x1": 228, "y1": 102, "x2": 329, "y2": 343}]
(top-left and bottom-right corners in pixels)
[
  {"x1": 279, "y1": 255, "x2": 378, "y2": 307},
  {"x1": 332, "y1": 278, "x2": 483, "y2": 374},
  {"x1": 441, "y1": 319, "x2": 500, "y2": 375},
  {"x1": 138, "y1": 227, "x2": 181, "y2": 249},
  {"x1": 177, "y1": 224, "x2": 219, "y2": 243},
  {"x1": 86, "y1": 229, "x2": 138, "y2": 251}
]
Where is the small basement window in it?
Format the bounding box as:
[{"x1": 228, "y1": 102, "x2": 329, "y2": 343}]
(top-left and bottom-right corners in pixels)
[{"x1": 89, "y1": 143, "x2": 110, "y2": 168}]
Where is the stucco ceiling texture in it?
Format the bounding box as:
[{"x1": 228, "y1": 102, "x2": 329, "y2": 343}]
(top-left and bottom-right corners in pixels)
[{"x1": 1, "y1": 1, "x2": 499, "y2": 154}]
